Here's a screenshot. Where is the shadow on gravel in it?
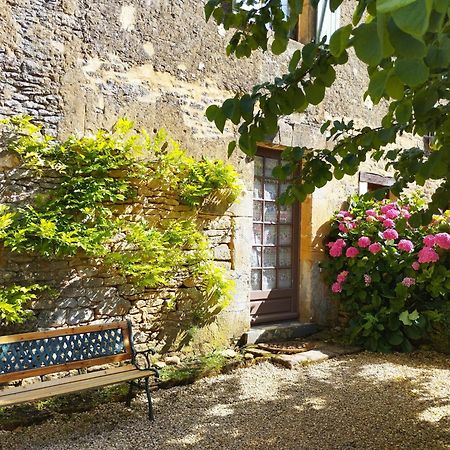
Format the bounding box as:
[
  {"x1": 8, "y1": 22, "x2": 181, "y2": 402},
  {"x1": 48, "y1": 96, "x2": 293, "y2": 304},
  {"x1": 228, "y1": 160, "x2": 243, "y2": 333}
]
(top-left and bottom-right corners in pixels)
[{"x1": 0, "y1": 352, "x2": 448, "y2": 450}]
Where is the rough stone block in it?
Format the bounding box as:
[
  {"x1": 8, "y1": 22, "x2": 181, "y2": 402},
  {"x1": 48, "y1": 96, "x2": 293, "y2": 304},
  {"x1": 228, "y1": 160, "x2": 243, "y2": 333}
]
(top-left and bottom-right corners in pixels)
[
  {"x1": 118, "y1": 284, "x2": 145, "y2": 296},
  {"x1": 76, "y1": 296, "x2": 92, "y2": 307},
  {"x1": 95, "y1": 297, "x2": 131, "y2": 317},
  {"x1": 38, "y1": 309, "x2": 67, "y2": 327},
  {"x1": 57, "y1": 297, "x2": 78, "y2": 309},
  {"x1": 82, "y1": 278, "x2": 104, "y2": 287},
  {"x1": 213, "y1": 243, "x2": 231, "y2": 261},
  {"x1": 103, "y1": 276, "x2": 127, "y2": 286},
  {"x1": 66, "y1": 308, "x2": 94, "y2": 325}
]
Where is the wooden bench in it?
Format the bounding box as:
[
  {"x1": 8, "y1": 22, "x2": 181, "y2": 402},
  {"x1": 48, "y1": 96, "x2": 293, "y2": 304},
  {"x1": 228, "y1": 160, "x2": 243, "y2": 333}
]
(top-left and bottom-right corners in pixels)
[{"x1": 0, "y1": 321, "x2": 159, "y2": 420}]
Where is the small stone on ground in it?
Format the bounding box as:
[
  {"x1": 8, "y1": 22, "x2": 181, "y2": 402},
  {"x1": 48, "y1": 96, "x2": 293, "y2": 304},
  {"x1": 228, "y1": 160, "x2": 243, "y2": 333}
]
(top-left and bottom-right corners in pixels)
[{"x1": 1, "y1": 352, "x2": 449, "y2": 450}]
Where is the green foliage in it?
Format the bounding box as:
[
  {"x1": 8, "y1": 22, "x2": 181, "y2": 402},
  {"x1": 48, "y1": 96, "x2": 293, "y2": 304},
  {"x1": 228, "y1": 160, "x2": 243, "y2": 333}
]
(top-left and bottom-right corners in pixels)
[
  {"x1": 151, "y1": 131, "x2": 241, "y2": 207},
  {"x1": 320, "y1": 195, "x2": 450, "y2": 352},
  {"x1": 107, "y1": 221, "x2": 203, "y2": 288},
  {"x1": 107, "y1": 220, "x2": 234, "y2": 325},
  {"x1": 0, "y1": 116, "x2": 240, "y2": 327},
  {"x1": 159, "y1": 352, "x2": 237, "y2": 386},
  {"x1": 0, "y1": 284, "x2": 46, "y2": 325},
  {"x1": 205, "y1": 0, "x2": 450, "y2": 219},
  {"x1": 0, "y1": 116, "x2": 147, "y2": 256}
]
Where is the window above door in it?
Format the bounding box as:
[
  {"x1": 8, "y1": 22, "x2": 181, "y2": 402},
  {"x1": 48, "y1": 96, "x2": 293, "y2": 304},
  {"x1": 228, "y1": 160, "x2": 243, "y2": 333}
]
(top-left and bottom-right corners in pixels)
[
  {"x1": 232, "y1": 0, "x2": 341, "y2": 44},
  {"x1": 289, "y1": 0, "x2": 341, "y2": 44}
]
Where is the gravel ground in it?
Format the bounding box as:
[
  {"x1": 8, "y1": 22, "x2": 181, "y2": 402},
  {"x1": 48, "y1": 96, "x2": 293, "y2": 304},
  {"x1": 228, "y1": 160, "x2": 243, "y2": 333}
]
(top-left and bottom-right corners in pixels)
[{"x1": 1, "y1": 352, "x2": 449, "y2": 450}]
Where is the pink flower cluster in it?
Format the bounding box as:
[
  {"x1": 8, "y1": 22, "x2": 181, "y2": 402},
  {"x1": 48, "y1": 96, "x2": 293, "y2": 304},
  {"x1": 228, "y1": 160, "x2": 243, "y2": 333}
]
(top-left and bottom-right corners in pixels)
[
  {"x1": 398, "y1": 239, "x2": 414, "y2": 253},
  {"x1": 328, "y1": 238, "x2": 346, "y2": 257},
  {"x1": 327, "y1": 201, "x2": 449, "y2": 297},
  {"x1": 346, "y1": 246, "x2": 359, "y2": 258},
  {"x1": 383, "y1": 228, "x2": 398, "y2": 240},
  {"x1": 336, "y1": 211, "x2": 357, "y2": 234},
  {"x1": 436, "y1": 233, "x2": 450, "y2": 249},
  {"x1": 368, "y1": 242, "x2": 382, "y2": 254},
  {"x1": 402, "y1": 277, "x2": 416, "y2": 287},
  {"x1": 358, "y1": 236, "x2": 371, "y2": 248},
  {"x1": 366, "y1": 202, "x2": 412, "y2": 227},
  {"x1": 423, "y1": 232, "x2": 450, "y2": 250},
  {"x1": 380, "y1": 203, "x2": 397, "y2": 214},
  {"x1": 418, "y1": 247, "x2": 439, "y2": 263},
  {"x1": 332, "y1": 271, "x2": 349, "y2": 293},
  {"x1": 383, "y1": 218, "x2": 395, "y2": 228},
  {"x1": 414, "y1": 232, "x2": 450, "y2": 264}
]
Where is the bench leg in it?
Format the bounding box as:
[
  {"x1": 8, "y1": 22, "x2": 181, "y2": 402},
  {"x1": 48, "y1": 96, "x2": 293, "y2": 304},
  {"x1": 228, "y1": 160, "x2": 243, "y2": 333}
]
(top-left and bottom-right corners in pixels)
[
  {"x1": 144, "y1": 377, "x2": 154, "y2": 421},
  {"x1": 126, "y1": 381, "x2": 134, "y2": 407}
]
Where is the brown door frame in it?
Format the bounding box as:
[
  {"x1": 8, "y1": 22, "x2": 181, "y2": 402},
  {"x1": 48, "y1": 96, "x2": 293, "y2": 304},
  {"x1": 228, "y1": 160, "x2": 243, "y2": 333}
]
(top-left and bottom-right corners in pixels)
[{"x1": 250, "y1": 145, "x2": 301, "y2": 325}]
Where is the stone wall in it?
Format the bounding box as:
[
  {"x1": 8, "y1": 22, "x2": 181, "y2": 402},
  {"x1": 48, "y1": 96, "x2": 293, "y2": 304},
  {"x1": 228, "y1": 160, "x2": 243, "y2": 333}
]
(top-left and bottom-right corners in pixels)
[
  {"x1": 0, "y1": 158, "x2": 244, "y2": 352},
  {"x1": 0, "y1": 0, "x2": 423, "y2": 340}
]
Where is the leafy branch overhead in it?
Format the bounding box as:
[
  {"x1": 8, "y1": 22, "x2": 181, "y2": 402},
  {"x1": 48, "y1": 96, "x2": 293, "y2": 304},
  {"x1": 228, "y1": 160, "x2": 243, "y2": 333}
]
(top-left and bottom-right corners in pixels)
[{"x1": 205, "y1": 0, "x2": 450, "y2": 222}]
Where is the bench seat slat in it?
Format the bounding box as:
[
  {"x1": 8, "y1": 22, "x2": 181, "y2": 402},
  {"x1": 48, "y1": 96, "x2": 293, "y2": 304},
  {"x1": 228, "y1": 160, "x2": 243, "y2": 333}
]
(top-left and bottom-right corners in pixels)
[
  {"x1": 0, "y1": 366, "x2": 154, "y2": 407},
  {"x1": 0, "y1": 365, "x2": 137, "y2": 397}
]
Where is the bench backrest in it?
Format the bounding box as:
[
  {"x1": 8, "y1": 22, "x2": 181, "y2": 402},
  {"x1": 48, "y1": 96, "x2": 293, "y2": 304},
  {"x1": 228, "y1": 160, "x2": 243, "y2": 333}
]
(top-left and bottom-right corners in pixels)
[{"x1": 0, "y1": 321, "x2": 133, "y2": 383}]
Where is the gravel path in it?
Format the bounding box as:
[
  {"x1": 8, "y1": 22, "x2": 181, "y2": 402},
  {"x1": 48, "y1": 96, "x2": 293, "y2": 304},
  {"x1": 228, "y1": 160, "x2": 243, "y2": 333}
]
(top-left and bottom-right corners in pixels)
[{"x1": 1, "y1": 352, "x2": 449, "y2": 450}]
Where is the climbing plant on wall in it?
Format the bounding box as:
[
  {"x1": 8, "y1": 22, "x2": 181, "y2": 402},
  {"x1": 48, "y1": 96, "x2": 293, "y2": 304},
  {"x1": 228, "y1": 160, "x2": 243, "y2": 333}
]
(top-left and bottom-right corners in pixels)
[{"x1": 0, "y1": 116, "x2": 240, "y2": 325}]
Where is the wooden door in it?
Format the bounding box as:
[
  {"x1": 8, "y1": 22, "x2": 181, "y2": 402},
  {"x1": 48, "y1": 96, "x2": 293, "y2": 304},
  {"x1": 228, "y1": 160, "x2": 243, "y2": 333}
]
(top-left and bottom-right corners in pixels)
[{"x1": 250, "y1": 148, "x2": 300, "y2": 324}]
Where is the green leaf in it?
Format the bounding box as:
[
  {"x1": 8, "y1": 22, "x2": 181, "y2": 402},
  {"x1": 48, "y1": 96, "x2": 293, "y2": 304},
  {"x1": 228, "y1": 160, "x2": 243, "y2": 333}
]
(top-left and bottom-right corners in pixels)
[
  {"x1": 302, "y1": 42, "x2": 317, "y2": 67},
  {"x1": 368, "y1": 69, "x2": 391, "y2": 103},
  {"x1": 395, "y1": 282, "x2": 408, "y2": 299},
  {"x1": 388, "y1": 330, "x2": 405, "y2": 346},
  {"x1": 214, "y1": 110, "x2": 227, "y2": 133},
  {"x1": 205, "y1": 105, "x2": 220, "y2": 122},
  {"x1": 401, "y1": 338, "x2": 413, "y2": 352},
  {"x1": 399, "y1": 310, "x2": 412, "y2": 325},
  {"x1": 353, "y1": 23, "x2": 383, "y2": 66},
  {"x1": 377, "y1": 0, "x2": 416, "y2": 13},
  {"x1": 227, "y1": 141, "x2": 236, "y2": 157},
  {"x1": 318, "y1": 65, "x2": 336, "y2": 87},
  {"x1": 395, "y1": 100, "x2": 412, "y2": 124},
  {"x1": 286, "y1": 86, "x2": 306, "y2": 111},
  {"x1": 413, "y1": 88, "x2": 438, "y2": 116},
  {"x1": 425, "y1": 36, "x2": 450, "y2": 68},
  {"x1": 272, "y1": 36, "x2": 288, "y2": 55},
  {"x1": 204, "y1": 0, "x2": 219, "y2": 21},
  {"x1": 385, "y1": 75, "x2": 404, "y2": 100},
  {"x1": 304, "y1": 81, "x2": 326, "y2": 105},
  {"x1": 392, "y1": 0, "x2": 433, "y2": 37},
  {"x1": 235, "y1": 43, "x2": 251, "y2": 58},
  {"x1": 330, "y1": 0, "x2": 344, "y2": 11},
  {"x1": 240, "y1": 95, "x2": 255, "y2": 122},
  {"x1": 352, "y1": 2, "x2": 366, "y2": 24},
  {"x1": 334, "y1": 166, "x2": 344, "y2": 179},
  {"x1": 222, "y1": 98, "x2": 236, "y2": 120},
  {"x1": 320, "y1": 120, "x2": 331, "y2": 134},
  {"x1": 387, "y1": 21, "x2": 427, "y2": 58},
  {"x1": 329, "y1": 25, "x2": 352, "y2": 57},
  {"x1": 394, "y1": 58, "x2": 429, "y2": 86},
  {"x1": 288, "y1": 50, "x2": 301, "y2": 72},
  {"x1": 261, "y1": 113, "x2": 278, "y2": 135}
]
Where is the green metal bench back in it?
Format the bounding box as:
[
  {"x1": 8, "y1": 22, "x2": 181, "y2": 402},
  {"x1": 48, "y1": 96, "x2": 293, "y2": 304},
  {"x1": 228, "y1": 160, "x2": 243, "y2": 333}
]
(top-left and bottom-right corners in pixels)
[{"x1": 0, "y1": 322, "x2": 133, "y2": 383}]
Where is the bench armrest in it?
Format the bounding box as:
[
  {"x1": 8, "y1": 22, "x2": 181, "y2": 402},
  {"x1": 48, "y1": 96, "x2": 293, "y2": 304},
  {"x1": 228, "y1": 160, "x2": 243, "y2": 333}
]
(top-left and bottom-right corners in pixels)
[{"x1": 133, "y1": 349, "x2": 158, "y2": 376}]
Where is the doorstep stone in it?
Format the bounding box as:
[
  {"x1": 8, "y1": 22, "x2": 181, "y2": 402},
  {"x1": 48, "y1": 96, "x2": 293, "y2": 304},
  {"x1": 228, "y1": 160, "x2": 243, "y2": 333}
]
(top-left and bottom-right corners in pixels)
[
  {"x1": 271, "y1": 344, "x2": 362, "y2": 369},
  {"x1": 272, "y1": 350, "x2": 329, "y2": 369}
]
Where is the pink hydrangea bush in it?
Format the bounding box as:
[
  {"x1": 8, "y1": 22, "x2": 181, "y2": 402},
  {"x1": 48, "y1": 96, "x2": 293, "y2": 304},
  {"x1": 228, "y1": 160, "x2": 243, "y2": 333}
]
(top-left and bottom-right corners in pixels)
[{"x1": 320, "y1": 195, "x2": 450, "y2": 352}]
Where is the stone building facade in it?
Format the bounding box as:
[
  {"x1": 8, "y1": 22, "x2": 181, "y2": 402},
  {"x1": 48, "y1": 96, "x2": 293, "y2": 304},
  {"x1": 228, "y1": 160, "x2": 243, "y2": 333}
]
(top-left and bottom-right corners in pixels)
[{"x1": 0, "y1": 0, "x2": 421, "y2": 350}]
